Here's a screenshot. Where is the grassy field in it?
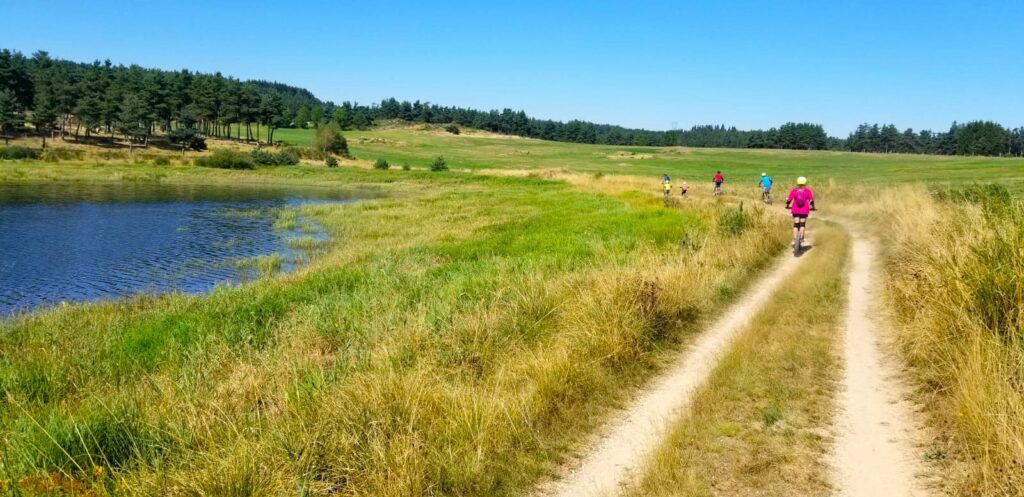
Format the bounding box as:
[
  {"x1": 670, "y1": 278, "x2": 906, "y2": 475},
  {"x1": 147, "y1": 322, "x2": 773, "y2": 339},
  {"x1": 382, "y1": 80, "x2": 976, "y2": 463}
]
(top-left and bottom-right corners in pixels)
[
  {"x1": 0, "y1": 161, "x2": 788, "y2": 495},
  {"x1": 337, "y1": 125, "x2": 1024, "y2": 190},
  {"x1": 1, "y1": 126, "x2": 1023, "y2": 495},
  {"x1": 178, "y1": 123, "x2": 1024, "y2": 188},
  {"x1": 6, "y1": 124, "x2": 1023, "y2": 190}
]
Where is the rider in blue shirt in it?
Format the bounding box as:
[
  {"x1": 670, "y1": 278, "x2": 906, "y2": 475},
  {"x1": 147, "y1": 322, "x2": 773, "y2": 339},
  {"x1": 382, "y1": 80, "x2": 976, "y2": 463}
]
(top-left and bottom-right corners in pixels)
[{"x1": 759, "y1": 173, "x2": 773, "y2": 203}]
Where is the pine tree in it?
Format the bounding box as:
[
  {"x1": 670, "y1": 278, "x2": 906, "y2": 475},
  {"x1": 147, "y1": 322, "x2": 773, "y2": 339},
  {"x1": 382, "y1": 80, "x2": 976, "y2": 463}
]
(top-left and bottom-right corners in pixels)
[
  {"x1": 74, "y1": 61, "x2": 105, "y2": 138},
  {"x1": 294, "y1": 105, "x2": 310, "y2": 128},
  {"x1": 0, "y1": 49, "x2": 33, "y2": 110},
  {"x1": 0, "y1": 89, "x2": 23, "y2": 144},
  {"x1": 118, "y1": 92, "x2": 151, "y2": 153},
  {"x1": 351, "y1": 109, "x2": 371, "y2": 129},
  {"x1": 259, "y1": 92, "x2": 286, "y2": 144},
  {"x1": 310, "y1": 105, "x2": 324, "y2": 127}
]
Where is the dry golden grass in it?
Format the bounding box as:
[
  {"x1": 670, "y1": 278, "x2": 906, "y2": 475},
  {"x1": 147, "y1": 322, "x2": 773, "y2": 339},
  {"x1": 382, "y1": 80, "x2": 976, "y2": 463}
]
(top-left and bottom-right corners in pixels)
[{"x1": 863, "y1": 186, "x2": 1024, "y2": 495}]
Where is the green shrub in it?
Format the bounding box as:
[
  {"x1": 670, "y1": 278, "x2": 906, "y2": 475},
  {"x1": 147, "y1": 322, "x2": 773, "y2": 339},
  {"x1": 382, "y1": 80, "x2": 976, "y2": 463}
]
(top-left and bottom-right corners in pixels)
[
  {"x1": 195, "y1": 149, "x2": 254, "y2": 170},
  {"x1": 288, "y1": 147, "x2": 326, "y2": 161},
  {"x1": 325, "y1": 156, "x2": 338, "y2": 168},
  {"x1": 312, "y1": 122, "x2": 349, "y2": 156},
  {"x1": 167, "y1": 127, "x2": 207, "y2": 153},
  {"x1": 445, "y1": 124, "x2": 460, "y2": 135},
  {"x1": 251, "y1": 149, "x2": 299, "y2": 166},
  {"x1": 279, "y1": 149, "x2": 300, "y2": 165},
  {"x1": 401, "y1": 164, "x2": 411, "y2": 171},
  {"x1": 431, "y1": 155, "x2": 448, "y2": 172},
  {"x1": 717, "y1": 203, "x2": 753, "y2": 236},
  {"x1": 250, "y1": 149, "x2": 274, "y2": 165},
  {"x1": 0, "y1": 145, "x2": 41, "y2": 160},
  {"x1": 374, "y1": 158, "x2": 390, "y2": 170},
  {"x1": 152, "y1": 156, "x2": 171, "y2": 166}
]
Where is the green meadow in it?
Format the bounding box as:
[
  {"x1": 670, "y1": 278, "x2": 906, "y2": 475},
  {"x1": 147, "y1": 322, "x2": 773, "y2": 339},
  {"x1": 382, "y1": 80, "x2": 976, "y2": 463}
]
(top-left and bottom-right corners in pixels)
[
  {"x1": 269, "y1": 125, "x2": 1024, "y2": 189},
  {"x1": 0, "y1": 156, "x2": 790, "y2": 495}
]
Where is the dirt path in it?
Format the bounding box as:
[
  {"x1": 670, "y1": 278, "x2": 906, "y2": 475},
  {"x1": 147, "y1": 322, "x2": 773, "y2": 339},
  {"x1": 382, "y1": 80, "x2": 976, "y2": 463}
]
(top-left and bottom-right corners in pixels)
[
  {"x1": 535, "y1": 253, "x2": 805, "y2": 497},
  {"x1": 831, "y1": 238, "x2": 929, "y2": 496}
]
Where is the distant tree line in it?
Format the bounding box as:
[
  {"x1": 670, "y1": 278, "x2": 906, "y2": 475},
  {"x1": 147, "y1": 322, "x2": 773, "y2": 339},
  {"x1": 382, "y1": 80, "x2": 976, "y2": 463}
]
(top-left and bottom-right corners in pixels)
[
  {"x1": 667, "y1": 123, "x2": 831, "y2": 150},
  {"x1": 323, "y1": 99, "x2": 835, "y2": 150},
  {"x1": 0, "y1": 49, "x2": 318, "y2": 148},
  {"x1": 845, "y1": 122, "x2": 1024, "y2": 156},
  {"x1": 328, "y1": 100, "x2": 1022, "y2": 157},
  {"x1": 2, "y1": 49, "x2": 1021, "y2": 157}
]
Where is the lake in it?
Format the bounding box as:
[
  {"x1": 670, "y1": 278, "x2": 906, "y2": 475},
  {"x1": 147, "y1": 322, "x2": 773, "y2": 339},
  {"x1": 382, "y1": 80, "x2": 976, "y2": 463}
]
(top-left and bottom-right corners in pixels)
[{"x1": 0, "y1": 181, "x2": 365, "y2": 316}]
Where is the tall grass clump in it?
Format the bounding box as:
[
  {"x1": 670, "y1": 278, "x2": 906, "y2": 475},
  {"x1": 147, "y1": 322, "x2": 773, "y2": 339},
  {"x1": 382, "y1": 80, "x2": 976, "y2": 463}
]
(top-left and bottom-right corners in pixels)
[
  {"x1": 251, "y1": 148, "x2": 299, "y2": 166},
  {"x1": 717, "y1": 202, "x2": 754, "y2": 236},
  {"x1": 0, "y1": 146, "x2": 41, "y2": 160},
  {"x1": 883, "y1": 184, "x2": 1024, "y2": 495},
  {"x1": 42, "y1": 148, "x2": 84, "y2": 162}
]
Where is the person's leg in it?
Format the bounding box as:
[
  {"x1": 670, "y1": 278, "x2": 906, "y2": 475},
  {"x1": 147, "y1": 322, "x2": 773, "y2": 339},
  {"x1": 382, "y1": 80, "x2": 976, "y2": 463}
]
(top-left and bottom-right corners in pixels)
[
  {"x1": 799, "y1": 216, "x2": 808, "y2": 241},
  {"x1": 793, "y1": 216, "x2": 801, "y2": 244}
]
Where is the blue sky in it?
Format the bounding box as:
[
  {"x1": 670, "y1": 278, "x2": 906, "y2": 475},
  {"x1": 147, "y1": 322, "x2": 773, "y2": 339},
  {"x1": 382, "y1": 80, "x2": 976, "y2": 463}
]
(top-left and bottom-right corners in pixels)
[{"x1": 1, "y1": 0, "x2": 1020, "y2": 135}]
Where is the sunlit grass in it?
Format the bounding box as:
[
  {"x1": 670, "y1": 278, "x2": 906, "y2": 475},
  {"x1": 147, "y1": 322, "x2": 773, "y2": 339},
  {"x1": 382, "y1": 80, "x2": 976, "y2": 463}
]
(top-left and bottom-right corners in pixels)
[
  {"x1": 625, "y1": 224, "x2": 847, "y2": 497},
  {"x1": 0, "y1": 161, "x2": 788, "y2": 495},
  {"x1": 867, "y1": 185, "x2": 1024, "y2": 495},
  {"x1": 232, "y1": 253, "x2": 285, "y2": 277},
  {"x1": 341, "y1": 125, "x2": 1024, "y2": 190},
  {"x1": 2, "y1": 125, "x2": 1022, "y2": 495}
]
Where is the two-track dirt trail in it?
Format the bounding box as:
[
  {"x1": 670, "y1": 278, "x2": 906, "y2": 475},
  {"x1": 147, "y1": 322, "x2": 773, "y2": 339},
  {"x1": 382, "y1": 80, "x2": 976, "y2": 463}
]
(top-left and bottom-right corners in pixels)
[
  {"x1": 535, "y1": 253, "x2": 806, "y2": 497},
  {"x1": 831, "y1": 238, "x2": 930, "y2": 497},
  {"x1": 535, "y1": 230, "x2": 933, "y2": 497}
]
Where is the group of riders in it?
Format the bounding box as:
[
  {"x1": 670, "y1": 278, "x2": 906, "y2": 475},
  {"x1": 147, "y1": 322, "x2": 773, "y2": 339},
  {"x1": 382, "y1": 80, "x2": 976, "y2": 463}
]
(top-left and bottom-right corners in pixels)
[{"x1": 661, "y1": 171, "x2": 816, "y2": 253}]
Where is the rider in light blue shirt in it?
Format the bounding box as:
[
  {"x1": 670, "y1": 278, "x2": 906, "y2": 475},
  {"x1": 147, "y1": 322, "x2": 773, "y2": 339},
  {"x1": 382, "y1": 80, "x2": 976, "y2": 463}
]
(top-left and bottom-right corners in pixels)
[{"x1": 759, "y1": 173, "x2": 773, "y2": 190}]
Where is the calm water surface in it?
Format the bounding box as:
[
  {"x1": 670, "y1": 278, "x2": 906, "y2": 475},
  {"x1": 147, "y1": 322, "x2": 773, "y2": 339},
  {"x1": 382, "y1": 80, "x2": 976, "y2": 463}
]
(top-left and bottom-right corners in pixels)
[{"x1": 0, "y1": 181, "x2": 366, "y2": 316}]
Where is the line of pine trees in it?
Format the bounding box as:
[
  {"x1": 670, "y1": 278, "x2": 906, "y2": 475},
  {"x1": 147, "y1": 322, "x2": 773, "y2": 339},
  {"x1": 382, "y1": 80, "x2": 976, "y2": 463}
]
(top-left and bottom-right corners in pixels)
[
  {"x1": 2, "y1": 49, "x2": 1021, "y2": 157},
  {"x1": 318, "y1": 99, "x2": 1023, "y2": 157},
  {"x1": 0, "y1": 49, "x2": 316, "y2": 148},
  {"x1": 845, "y1": 122, "x2": 1024, "y2": 157},
  {"x1": 320, "y1": 99, "x2": 835, "y2": 150}
]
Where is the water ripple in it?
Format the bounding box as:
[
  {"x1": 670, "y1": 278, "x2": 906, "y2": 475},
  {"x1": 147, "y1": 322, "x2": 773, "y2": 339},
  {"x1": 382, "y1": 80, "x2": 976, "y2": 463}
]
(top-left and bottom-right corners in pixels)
[{"x1": 0, "y1": 182, "x2": 358, "y2": 316}]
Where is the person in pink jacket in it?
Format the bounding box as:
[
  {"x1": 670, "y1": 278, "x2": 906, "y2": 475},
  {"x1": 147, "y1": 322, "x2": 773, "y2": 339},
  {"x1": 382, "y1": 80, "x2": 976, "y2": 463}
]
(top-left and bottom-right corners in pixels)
[{"x1": 785, "y1": 176, "x2": 816, "y2": 247}]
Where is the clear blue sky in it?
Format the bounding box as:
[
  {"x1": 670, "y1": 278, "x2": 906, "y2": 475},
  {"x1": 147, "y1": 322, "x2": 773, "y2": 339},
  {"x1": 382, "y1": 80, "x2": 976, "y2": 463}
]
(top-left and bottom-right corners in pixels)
[{"x1": 1, "y1": 0, "x2": 1020, "y2": 135}]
